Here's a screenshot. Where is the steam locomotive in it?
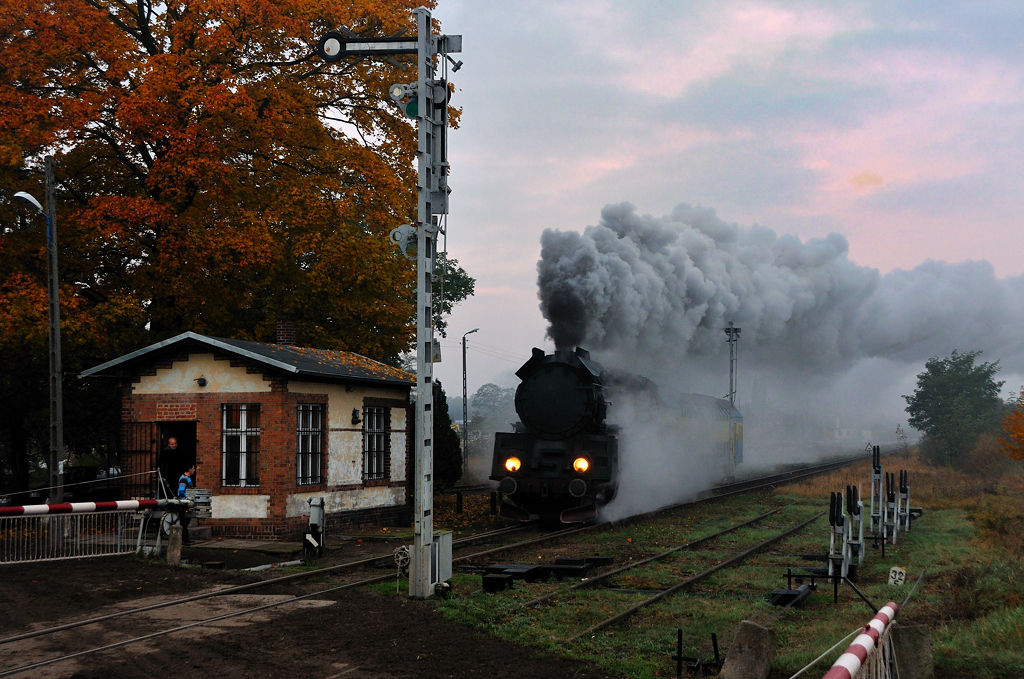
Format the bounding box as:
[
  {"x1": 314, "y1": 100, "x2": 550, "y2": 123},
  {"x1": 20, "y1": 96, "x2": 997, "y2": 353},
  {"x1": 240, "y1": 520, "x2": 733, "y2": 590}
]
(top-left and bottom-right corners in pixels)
[{"x1": 489, "y1": 347, "x2": 743, "y2": 523}]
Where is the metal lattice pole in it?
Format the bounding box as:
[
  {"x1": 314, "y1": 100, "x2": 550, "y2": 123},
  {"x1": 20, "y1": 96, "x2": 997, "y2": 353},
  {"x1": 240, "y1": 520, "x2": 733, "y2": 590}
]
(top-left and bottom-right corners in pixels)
[
  {"x1": 408, "y1": 9, "x2": 461, "y2": 599},
  {"x1": 315, "y1": 9, "x2": 461, "y2": 600},
  {"x1": 409, "y1": 6, "x2": 436, "y2": 599}
]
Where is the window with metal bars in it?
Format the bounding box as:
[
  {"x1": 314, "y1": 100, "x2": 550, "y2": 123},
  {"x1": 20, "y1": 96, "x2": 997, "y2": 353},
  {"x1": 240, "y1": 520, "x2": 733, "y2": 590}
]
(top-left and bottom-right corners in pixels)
[
  {"x1": 221, "y1": 404, "x2": 260, "y2": 487},
  {"x1": 296, "y1": 404, "x2": 324, "y2": 485},
  {"x1": 362, "y1": 406, "x2": 389, "y2": 481}
]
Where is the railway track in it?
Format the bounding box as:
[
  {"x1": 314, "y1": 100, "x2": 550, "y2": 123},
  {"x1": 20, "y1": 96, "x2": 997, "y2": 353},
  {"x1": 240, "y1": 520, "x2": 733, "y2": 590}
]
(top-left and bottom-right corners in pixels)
[
  {"x1": 563, "y1": 510, "x2": 825, "y2": 642},
  {"x1": 519, "y1": 506, "x2": 787, "y2": 609},
  {"x1": 452, "y1": 454, "x2": 861, "y2": 565},
  {"x1": 0, "y1": 456, "x2": 858, "y2": 676},
  {"x1": 0, "y1": 522, "x2": 533, "y2": 647}
]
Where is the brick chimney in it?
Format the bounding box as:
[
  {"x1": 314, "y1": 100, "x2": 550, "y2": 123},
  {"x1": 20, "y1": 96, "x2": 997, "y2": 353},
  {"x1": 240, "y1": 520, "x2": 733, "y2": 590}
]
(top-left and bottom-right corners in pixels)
[{"x1": 275, "y1": 313, "x2": 297, "y2": 345}]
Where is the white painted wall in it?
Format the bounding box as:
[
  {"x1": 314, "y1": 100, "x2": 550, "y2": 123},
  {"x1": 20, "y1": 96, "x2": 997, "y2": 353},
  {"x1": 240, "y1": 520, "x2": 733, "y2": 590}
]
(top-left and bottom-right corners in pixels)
[
  {"x1": 134, "y1": 353, "x2": 271, "y2": 394},
  {"x1": 390, "y1": 407, "x2": 407, "y2": 483},
  {"x1": 212, "y1": 494, "x2": 270, "y2": 519},
  {"x1": 328, "y1": 430, "x2": 364, "y2": 486},
  {"x1": 285, "y1": 487, "x2": 404, "y2": 518},
  {"x1": 289, "y1": 381, "x2": 409, "y2": 488}
]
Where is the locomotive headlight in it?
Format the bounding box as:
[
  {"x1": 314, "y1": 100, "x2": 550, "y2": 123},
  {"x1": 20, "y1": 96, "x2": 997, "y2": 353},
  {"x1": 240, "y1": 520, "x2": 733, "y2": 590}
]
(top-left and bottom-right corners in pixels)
[
  {"x1": 505, "y1": 457, "x2": 522, "y2": 472},
  {"x1": 572, "y1": 457, "x2": 590, "y2": 473}
]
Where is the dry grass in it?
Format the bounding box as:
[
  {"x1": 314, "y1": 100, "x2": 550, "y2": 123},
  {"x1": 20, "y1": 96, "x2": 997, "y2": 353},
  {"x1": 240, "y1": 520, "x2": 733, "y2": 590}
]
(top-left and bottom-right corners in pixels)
[{"x1": 780, "y1": 449, "x2": 1024, "y2": 560}]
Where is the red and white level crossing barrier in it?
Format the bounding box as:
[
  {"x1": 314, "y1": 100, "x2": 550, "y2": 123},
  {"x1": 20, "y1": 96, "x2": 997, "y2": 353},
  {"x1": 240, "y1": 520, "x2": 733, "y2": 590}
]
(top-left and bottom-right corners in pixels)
[
  {"x1": 0, "y1": 499, "x2": 173, "y2": 516},
  {"x1": 821, "y1": 601, "x2": 899, "y2": 679}
]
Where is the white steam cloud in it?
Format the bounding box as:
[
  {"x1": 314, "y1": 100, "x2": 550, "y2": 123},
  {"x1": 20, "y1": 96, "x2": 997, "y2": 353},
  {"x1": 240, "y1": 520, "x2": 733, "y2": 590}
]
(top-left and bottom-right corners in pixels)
[
  {"x1": 539, "y1": 202, "x2": 1024, "y2": 371},
  {"x1": 538, "y1": 202, "x2": 1024, "y2": 516}
]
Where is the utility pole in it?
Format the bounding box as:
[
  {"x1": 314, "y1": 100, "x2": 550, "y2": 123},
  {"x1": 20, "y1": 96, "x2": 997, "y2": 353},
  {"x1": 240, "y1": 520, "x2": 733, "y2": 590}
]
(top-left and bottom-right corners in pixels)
[
  {"x1": 724, "y1": 322, "x2": 741, "y2": 479},
  {"x1": 316, "y1": 7, "x2": 461, "y2": 599},
  {"x1": 461, "y1": 328, "x2": 479, "y2": 477},
  {"x1": 724, "y1": 322, "x2": 741, "y2": 407},
  {"x1": 46, "y1": 156, "x2": 63, "y2": 503},
  {"x1": 14, "y1": 156, "x2": 63, "y2": 503}
]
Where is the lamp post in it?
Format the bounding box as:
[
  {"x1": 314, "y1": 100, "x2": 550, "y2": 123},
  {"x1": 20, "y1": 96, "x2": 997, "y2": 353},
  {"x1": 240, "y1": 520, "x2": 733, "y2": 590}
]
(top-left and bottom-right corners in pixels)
[
  {"x1": 461, "y1": 328, "x2": 479, "y2": 477},
  {"x1": 13, "y1": 155, "x2": 63, "y2": 503}
]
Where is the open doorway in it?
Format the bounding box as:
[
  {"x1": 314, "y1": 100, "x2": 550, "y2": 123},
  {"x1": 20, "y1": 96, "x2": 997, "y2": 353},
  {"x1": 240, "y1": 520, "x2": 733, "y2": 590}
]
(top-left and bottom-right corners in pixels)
[{"x1": 158, "y1": 422, "x2": 197, "y2": 497}]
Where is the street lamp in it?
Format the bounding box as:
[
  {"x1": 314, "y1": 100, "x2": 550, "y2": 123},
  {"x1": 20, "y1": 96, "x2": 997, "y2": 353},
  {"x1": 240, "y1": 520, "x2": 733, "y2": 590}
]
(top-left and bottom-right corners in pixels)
[
  {"x1": 13, "y1": 155, "x2": 63, "y2": 503},
  {"x1": 461, "y1": 328, "x2": 479, "y2": 477}
]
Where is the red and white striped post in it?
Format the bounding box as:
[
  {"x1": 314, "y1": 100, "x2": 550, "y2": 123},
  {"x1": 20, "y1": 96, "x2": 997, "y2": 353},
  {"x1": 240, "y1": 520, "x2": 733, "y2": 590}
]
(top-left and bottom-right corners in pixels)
[
  {"x1": 821, "y1": 601, "x2": 899, "y2": 679},
  {"x1": 0, "y1": 499, "x2": 178, "y2": 517}
]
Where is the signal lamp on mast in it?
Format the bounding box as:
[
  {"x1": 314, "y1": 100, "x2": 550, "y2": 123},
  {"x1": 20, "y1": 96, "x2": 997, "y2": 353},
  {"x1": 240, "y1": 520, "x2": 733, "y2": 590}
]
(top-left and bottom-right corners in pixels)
[{"x1": 389, "y1": 82, "x2": 419, "y2": 118}]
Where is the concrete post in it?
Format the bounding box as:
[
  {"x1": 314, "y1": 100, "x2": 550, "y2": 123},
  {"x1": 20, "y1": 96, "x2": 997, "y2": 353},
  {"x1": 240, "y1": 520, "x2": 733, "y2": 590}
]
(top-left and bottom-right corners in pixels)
[
  {"x1": 166, "y1": 525, "x2": 183, "y2": 566},
  {"x1": 718, "y1": 620, "x2": 776, "y2": 679}
]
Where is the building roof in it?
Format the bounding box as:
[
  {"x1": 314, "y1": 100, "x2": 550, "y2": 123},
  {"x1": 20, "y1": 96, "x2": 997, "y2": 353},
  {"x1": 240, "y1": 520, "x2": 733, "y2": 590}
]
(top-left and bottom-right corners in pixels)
[
  {"x1": 676, "y1": 392, "x2": 742, "y2": 421},
  {"x1": 80, "y1": 332, "x2": 414, "y2": 387}
]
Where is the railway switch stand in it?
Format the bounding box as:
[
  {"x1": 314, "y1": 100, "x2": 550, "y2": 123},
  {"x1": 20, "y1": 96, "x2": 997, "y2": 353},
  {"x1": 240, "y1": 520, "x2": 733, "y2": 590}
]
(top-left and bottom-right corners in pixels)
[
  {"x1": 669, "y1": 629, "x2": 721, "y2": 678},
  {"x1": 305, "y1": 497, "x2": 325, "y2": 558},
  {"x1": 869, "y1": 444, "x2": 883, "y2": 536},
  {"x1": 851, "y1": 483, "x2": 866, "y2": 566},
  {"x1": 885, "y1": 471, "x2": 899, "y2": 545},
  {"x1": 827, "y1": 491, "x2": 848, "y2": 580},
  {"x1": 768, "y1": 569, "x2": 816, "y2": 607},
  {"x1": 898, "y1": 470, "x2": 911, "y2": 532},
  {"x1": 845, "y1": 484, "x2": 864, "y2": 569}
]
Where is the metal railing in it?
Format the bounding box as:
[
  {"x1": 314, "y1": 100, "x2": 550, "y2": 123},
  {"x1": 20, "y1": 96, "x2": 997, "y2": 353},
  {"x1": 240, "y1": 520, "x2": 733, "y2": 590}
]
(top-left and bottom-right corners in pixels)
[
  {"x1": 0, "y1": 511, "x2": 143, "y2": 564},
  {"x1": 857, "y1": 623, "x2": 896, "y2": 679}
]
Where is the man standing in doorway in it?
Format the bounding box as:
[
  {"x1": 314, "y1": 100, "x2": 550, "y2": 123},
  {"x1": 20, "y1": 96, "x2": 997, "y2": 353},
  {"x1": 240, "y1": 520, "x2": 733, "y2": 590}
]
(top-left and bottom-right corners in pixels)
[{"x1": 158, "y1": 437, "x2": 179, "y2": 497}]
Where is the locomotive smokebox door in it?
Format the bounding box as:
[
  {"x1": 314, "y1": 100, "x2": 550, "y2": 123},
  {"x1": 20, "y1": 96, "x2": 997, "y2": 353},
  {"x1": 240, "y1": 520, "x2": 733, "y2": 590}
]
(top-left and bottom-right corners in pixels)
[{"x1": 514, "y1": 347, "x2": 606, "y2": 440}]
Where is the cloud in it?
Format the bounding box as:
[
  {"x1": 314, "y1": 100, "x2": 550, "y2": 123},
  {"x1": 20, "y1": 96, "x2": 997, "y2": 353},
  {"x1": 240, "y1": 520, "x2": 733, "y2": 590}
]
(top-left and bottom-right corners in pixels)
[
  {"x1": 429, "y1": 0, "x2": 1024, "y2": 402},
  {"x1": 537, "y1": 202, "x2": 1024, "y2": 372},
  {"x1": 850, "y1": 171, "x2": 884, "y2": 189}
]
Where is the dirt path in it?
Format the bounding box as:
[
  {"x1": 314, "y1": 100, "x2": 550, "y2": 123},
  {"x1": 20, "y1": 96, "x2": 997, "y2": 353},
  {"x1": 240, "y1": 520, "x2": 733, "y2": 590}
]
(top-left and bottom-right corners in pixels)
[{"x1": 1, "y1": 556, "x2": 619, "y2": 679}]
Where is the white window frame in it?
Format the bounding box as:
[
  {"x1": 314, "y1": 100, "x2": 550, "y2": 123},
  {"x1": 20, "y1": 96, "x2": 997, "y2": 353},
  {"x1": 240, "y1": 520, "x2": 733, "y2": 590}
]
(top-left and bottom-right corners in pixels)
[
  {"x1": 222, "y1": 404, "x2": 260, "y2": 487},
  {"x1": 363, "y1": 406, "x2": 389, "y2": 482},
  {"x1": 296, "y1": 404, "x2": 324, "y2": 485}
]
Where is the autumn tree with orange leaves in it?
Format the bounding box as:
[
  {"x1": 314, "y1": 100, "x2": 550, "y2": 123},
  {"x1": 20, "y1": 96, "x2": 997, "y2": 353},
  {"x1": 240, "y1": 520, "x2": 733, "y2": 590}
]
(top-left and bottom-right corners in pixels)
[
  {"x1": 1000, "y1": 389, "x2": 1024, "y2": 461},
  {"x1": 0, "y1": 0, "x2": 466, "y2": 491}
]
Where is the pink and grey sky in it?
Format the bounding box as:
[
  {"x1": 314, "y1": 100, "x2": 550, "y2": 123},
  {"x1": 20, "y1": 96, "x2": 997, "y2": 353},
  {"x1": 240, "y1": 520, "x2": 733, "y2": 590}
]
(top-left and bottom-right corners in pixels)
[{"x1": 428, "y1": 0, "x2": 1024, "y2": 400}]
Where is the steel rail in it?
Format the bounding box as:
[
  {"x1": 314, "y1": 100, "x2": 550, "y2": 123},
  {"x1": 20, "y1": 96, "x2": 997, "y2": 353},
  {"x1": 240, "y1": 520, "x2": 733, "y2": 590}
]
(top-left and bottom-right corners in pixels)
[
  {"x1": 440, "y1": 483, "x2": 496, "y2": 494},
  {"x1": 453, "y1": 526, "x2": 588, "y2": 563},
  {"x1": 705, "y1": 459, "x2": 856, "y2": 497},
  {"x1": 451, "y1": 523, "x2": 529, "y2": 545},
  {"x1": 442, "y1": 457, "x2": 859, "y2": 573},
  {"x1": 463, "y1": 457, "x2": 859, "y2": 566},
  {"x1": 565, "y1": 511, "x2": 826, "y2": 642},
  {"x1": 0, "y1": 571, "x2": 393, "y2": 678},
  {"x1": 521, "y1": 506, "x2": 787, "y2": 608},
  {"x1": 0, "y1": 523, "x2": 529, "y2": 646},
  {"x1": 0, "y1": 457, "x2": 855, "y2": 647},
  {"x1": 608, "y1": 456, "x2": 860, "y2": 529}
]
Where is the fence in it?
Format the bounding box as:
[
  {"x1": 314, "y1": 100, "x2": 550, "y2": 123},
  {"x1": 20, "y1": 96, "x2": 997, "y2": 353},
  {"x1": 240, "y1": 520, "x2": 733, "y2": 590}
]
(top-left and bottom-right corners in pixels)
[
  {"x1": 819, "y1": 601, "x2": 899, "y2": 679},
  {"x1": 1, "y1": 511, "x2": 144, "y2": 564},
  {"x1": 856, "y1": 623, "x2": 896, "y2": 679}
]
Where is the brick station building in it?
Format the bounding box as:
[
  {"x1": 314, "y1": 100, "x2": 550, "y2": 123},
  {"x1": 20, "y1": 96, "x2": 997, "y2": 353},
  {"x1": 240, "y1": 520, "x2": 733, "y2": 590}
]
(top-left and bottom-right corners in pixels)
[{"x1": 81, "y1": 327, "x2": 414, "y2": 538}]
